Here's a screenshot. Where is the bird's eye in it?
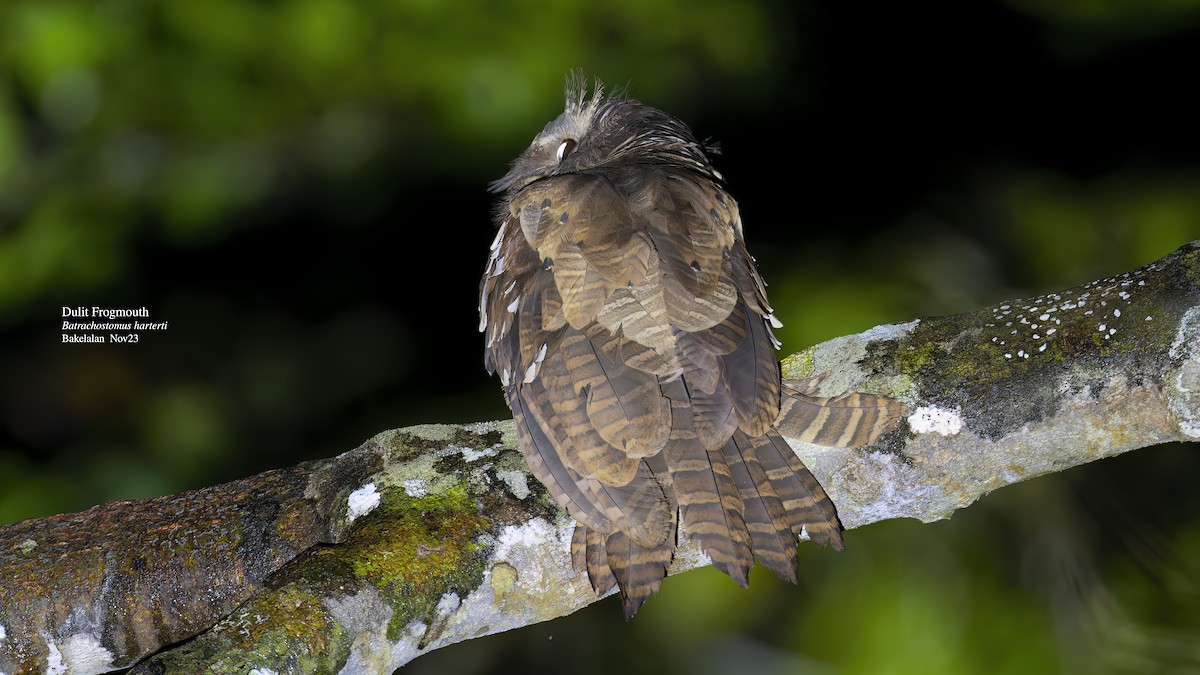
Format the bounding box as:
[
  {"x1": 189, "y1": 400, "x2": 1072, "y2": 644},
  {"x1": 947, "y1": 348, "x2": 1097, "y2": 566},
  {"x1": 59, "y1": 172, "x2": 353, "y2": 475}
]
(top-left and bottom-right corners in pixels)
[{"x1": 556, "y1": 138, "x2": 577, "y2": 162}]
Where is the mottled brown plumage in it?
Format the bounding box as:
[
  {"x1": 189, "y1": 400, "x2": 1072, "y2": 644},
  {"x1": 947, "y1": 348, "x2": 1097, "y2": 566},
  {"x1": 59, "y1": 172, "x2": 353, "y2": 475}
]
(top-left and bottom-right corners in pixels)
[{"x1": 481, "y1": 77, "x2": 902, "y2": 617}]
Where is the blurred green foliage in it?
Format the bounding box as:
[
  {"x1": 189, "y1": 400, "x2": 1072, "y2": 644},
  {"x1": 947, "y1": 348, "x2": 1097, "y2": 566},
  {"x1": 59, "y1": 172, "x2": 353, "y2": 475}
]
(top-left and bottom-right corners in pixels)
[{"x1": 2, "y1": 0, "x2": 1199, "y2": 672}]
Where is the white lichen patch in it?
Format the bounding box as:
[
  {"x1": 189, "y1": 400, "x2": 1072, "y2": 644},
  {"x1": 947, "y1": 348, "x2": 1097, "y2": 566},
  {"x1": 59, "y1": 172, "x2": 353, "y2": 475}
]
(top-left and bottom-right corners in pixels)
[
  {"x1": 493, "y1": 519, "x2": 572, "y2": 590},
  {"x1": 42, "y1": 634, "x2": 115, "y2": 675},
  {"x1": 46, "y1": 641, "x2": 65, "y2": 675},
  {"x1": 457, "y1": 444, "x2": 499, "y2": 462},
  {"x1": 347, "y1": 483, "x2": 381, "y2": 522},
  {"x1": 401, "y1": 478, "x2": 428, "y2": 498},
  {"x1": 249, "y1": 669, "x2": 278, "y2": 675},
  {"x1": 0, "y1": 621, "x2": 5, "y2": 642},
  {"x1": 496, "y1": 469, "x2": 530, "y2": 499},
  {"x1": 64, "y1": 634, "x2": 114, "y2": 674},
  {"x1": 435, "y1": 591, "x2": 461, "y2": 617},
  {"x1": 907, "y1": 406, "x2": 963, "y2": 436}
]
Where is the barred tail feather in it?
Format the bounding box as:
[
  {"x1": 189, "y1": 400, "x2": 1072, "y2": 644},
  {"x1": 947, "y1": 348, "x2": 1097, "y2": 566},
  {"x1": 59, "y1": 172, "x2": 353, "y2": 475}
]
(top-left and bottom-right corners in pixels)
[
  {"x1": 571, "y1": 522, "x2": 672, "y2": 618},
  {"x1": 724, "y1": 432, "x2": 798, "y2": 583},
  {"x1": 571, "y1": 523, "x2": 617, "y2": 596},
  {"x1": 662, "y1": 393, "x2": 754, "y2": 587},
  {"x1": 777, "y1": 378, "x2": 906, "y2": 449},
  {"x1": 605, "y1": 530, "x2": 674, "y2": 618},
  {"x1": 751, "y1": 428, "x2": 844, "y2": 550}
]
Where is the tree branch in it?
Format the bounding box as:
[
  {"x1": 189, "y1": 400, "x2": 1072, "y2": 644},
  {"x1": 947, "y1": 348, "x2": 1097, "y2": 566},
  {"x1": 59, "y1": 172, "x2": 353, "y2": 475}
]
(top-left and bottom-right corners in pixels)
[{"x1": 3, "y1": 241, "x2": 1198, "y2": 675}]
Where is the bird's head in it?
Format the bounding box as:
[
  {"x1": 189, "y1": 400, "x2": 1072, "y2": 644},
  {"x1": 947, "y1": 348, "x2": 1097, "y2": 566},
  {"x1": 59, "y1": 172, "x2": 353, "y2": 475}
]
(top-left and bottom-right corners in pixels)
[{"x1": 490, "y1": 75, "x2": 721, "y2": 194}]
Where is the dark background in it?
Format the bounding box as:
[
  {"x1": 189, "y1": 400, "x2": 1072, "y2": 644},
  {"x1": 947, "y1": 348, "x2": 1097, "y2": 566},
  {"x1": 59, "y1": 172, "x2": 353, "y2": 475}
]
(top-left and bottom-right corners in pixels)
[{"x1": 1, "y1": 1, "x2": 1199, "y2": 672}]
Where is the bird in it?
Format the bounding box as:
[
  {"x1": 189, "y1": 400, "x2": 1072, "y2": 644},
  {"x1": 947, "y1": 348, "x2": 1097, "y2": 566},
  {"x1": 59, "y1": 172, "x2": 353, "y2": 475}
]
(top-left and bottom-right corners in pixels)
[{"x1": 481, "y1": 76, "x2": 902, "y2": 617}]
